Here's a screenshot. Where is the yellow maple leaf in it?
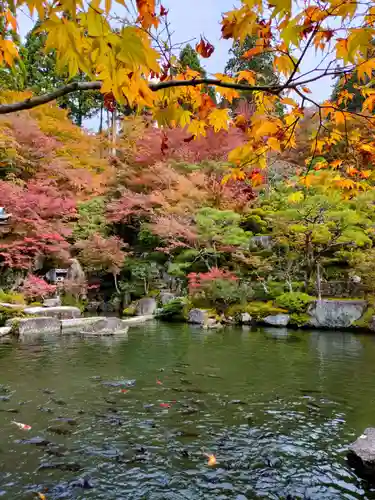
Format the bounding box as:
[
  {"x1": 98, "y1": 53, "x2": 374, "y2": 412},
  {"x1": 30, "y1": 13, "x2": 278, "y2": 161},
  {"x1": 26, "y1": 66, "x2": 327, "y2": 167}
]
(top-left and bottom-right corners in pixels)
[
  {"x1": 188, "y1": 119, "x2": 207, "y2": 138},
  {"x1": 267, "y1": 137, "x2": 281, "y2": 152},
  {"x1": 357, "y1": 59, "x2": 375, "y2": 82},
  {"x1": 273, "y1": 54, "x2": 295, "y2": 76},
  {"x1": 176, "y1": 108, "x2": 192, "y2": 128},
  {"x1": 236, "y1": 70, "x2": 256, "y2": 85},
  {"x1": 269, "y1": 0, "x2": 292, "y2": 18},
  {"x1": 255, "y1": 120, "x2": 279, "y2": 138},
  {"x1": 333, "y1": 111, "x2": 345, "y2": 125},
  {"x1": 280, "y1": 97, "x2": 297, "y2": 106},
  {"x1": 208, "y1": 108, "x2": 230, "y2": 132}
]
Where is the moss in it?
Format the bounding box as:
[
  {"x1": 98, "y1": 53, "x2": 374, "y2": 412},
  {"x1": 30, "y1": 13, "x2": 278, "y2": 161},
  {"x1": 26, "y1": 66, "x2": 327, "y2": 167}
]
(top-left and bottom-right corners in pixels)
[
  {"x1": 28, "y1": 301, "x2": 43, "y2": 307},
  {"x1": 0, "y1": 290, "x2": 25, "y2": 305},
  {"x1": 156, "y1": 299, "x2": 185, "y2": 322},
  {"x1": 227, "y1": 301, "x2": 287, "y2": 321},
  {"x1": 123, "y1": 304, "x2": 137, "y2": 317},
  {"x1": 289, "y1": 312, "x2": 311, "y2": 327},
  {"x1": 354, "y1": 307, "x2": 374, "y2": 328}
]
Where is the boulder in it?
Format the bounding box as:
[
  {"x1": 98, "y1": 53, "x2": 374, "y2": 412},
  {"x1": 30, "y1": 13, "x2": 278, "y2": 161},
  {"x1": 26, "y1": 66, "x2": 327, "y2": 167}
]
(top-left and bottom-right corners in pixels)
[
  {"x1": 188, "y1": 308, "x2": 209, "y2": 325},
  {"x1": 264, "y1": 314, "x2": 290, "y2": 326},
  {"x1": 308, "y1": 299, "x2": 367, "y2": 328},
  {"x1": 61, "y1": 317, "x2": 103, "y2": 335},
  {"x1": 7, "y1": 317, "x2": 61, "y2": 336},
  {"x1": 43, "y1": 297, "x2": 61, "y2": 308},
  {"x1": 240, "y1": 312, "x2": 252, "y2": 325},
  {"x1": 122, "y1": 315, "x2": 154, "y2": 326},
  {"x1": 347, "y1": 428, "x2": 375, "y2": 481},
  {"x1": 0, "y1": 326, "x2": 11, "y2": 337},
  {"x1": 80, "y1": 317, "x2": 129, "y2": 336},
  {"x1": 160, "y1": 292, "x2": 175, "y2": 305},
  {"x1": 136, "y1": 298, "x2": 157, "y2": 316},
  {"x1": 23, "y1": 306, "x2": 81, "y2": 319}
]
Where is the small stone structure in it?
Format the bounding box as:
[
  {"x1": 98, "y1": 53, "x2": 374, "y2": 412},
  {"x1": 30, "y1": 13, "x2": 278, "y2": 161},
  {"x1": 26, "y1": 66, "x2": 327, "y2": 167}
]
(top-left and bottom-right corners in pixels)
[{"x1": 23, "y1": 306, "x2": 81, "y2": 319}]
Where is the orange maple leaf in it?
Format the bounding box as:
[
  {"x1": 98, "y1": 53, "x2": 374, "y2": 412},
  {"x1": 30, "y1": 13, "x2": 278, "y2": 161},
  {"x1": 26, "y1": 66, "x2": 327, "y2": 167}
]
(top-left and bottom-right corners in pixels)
[
  {"x1": 196, "y1": 37, "x2": 215, "y2": 58},
  {"x1": 136, "y1": 0, "x2": 158, "y2": 29}
]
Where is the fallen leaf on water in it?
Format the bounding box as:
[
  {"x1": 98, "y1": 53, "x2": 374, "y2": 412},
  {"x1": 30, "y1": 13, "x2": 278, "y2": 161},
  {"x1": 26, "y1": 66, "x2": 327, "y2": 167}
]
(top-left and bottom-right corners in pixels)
[
  {"x1": 205, "y1": 453, "x2": 217, "y2": 466},
  {"x1": 12, "y1": 420, "x2": 31, "y2": 431}
]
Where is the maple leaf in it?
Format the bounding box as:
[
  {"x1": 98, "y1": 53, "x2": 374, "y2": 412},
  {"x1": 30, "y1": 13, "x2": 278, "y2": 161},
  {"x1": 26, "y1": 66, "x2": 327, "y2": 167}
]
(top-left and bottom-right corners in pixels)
[
  {"x1": 288, "y1": 191, "x2": 304, "y2": 204},
  {"x1": 136, "y1": 0, "x2": 158, "y2": 29},
  {"x1": 159, "y1": 5, "x2": 168, "y2": 16},
  {"x1": 195, "y1": 37, "x2": 215, "y2": 58},
  {"x1": 273, "y1": 54, "x2": 295, "y2": 76},
  {"x1": 208, "y1": 109, "x2": 230, "y2": 132},
  {"x1": 188, "y1": 119, "x2": 207, "y2": 138},
  {"x1": 356, "y1": 59, "x2": 375, "y2": 82},
  {"x1": 236, "y1": 70, "x2": 256, "y2": 85}
]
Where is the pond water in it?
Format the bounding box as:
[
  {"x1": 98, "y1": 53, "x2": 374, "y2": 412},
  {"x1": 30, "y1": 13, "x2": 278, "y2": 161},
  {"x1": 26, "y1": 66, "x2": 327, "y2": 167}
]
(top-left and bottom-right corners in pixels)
[{"x1": 1, "y1": 323, "x2": 375, "y2": 499}]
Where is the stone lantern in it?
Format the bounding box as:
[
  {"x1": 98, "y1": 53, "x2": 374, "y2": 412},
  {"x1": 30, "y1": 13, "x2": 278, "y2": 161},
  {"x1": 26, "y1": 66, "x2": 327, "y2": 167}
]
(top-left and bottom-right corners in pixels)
[{"x1": 0, "y1": 207, "x2": 11, "y2": 225}]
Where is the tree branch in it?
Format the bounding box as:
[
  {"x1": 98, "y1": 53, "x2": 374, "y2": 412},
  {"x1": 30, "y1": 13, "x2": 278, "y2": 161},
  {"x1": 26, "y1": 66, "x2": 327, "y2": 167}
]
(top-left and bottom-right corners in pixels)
[{"x1": 0, "y1": 78, "x2": 282, "y2": 115}]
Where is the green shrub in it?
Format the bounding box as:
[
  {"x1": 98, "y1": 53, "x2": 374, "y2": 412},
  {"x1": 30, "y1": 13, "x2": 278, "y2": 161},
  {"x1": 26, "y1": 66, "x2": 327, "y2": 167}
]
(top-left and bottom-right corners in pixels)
[
  {"x1": 61, "y1": 294, "x2": 87, "y2": 312},
  {"x1": 29, "y1": 301, "x2": 43, "y2": 307},
  {"x1": 354, "y1": 307, "x2": 374, "y2": 328},
  {"x1": 227, "y1": 301, "x2": 287, "y2": 320},
  {"x1": 123, "y1": 304, "x2": 137, "y2": 317},
  {"x1": 156, "y1": 299, "x2": 185, "y2": 322},
  {"x1": 0, "y1": 289, "x2": 25, "y2": 305},
  {"x1": 0, "y1": 306, "x2": 25, "y2": 327},
  {"x1": 289, "y1": 312, "x2": 311, "y2": 327},
  {"x1": 275, "y1": 292, "x2": 314, "y2": 313}
]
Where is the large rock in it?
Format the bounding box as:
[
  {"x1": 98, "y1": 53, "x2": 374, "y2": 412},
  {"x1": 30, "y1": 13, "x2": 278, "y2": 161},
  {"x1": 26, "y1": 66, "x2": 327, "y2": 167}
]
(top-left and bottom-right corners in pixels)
[
  {"x1": 0, "y1": 302, "x2": 25, "y2": 311},
  {"x1": 0, "y1": 326, "x2": 11, "y2": 337},
  {"x1": 136, "y1": 298, "x2": 157, "y2": 316},
  {"x1": 188, "y1": 308, "x2": 209, "y2": 325},
  {"x1": 43, "y1": 297, "x2": 61, "y2": 308},
  {"x1": 348, "y1": 428, "x2": 375, "y2": 481},
  {"x1": 122, "y1": 315, "x2": 154, "y2": 326},
  {"x1": 7, "y1": 317, "x2": 61, "y2": 336},
  {"x1": 23, "y1": 306, "x2": 81, "y2": 319},
  {"x1": 264, "y1": 314, "x2": 290, "y2": 326},
  {"x1": 308, "y1": 299, "x2": 367, "y2": 328},
  {"x1": 62, "y1": 317, "x2": 128, "y2": 336},
  {"x1": 160, "y1": 292, "x2": 175, "y2": 305}
]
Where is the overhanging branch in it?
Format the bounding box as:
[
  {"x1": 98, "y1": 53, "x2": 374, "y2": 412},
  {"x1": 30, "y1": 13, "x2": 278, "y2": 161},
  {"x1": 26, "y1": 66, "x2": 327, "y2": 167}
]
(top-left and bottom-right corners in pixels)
[{"x1": 0, "y1": 78, "x2": 282, "y2": 115}]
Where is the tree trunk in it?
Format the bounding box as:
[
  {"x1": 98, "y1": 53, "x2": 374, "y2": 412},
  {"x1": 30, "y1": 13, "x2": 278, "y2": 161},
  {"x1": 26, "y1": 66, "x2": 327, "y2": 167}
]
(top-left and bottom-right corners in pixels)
[
  {"x1": 111, "y1": 106, "x2": 117, "y2": 156},
  {"x1": 99, "y1": 100, "x2": 104, "y2": 134},
  {"x1": 113, "y1": 273, "x2": 120, "y2": 294},
  {"x1": 316, "y1": 262, "x2": 322, "y2": 300}
]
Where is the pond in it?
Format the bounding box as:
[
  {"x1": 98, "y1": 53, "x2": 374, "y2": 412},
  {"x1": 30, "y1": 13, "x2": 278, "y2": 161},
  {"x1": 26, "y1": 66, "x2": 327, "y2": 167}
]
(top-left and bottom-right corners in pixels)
[{"x1": 0, "y1": 323, "x2": 375, "y2": 499}]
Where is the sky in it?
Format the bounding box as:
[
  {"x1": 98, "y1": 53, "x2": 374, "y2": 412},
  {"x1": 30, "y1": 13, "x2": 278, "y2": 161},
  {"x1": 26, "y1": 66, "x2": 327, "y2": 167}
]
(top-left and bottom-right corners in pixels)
[{"x1": 17, "y1": 0, "x2": 336, "y2": 129}]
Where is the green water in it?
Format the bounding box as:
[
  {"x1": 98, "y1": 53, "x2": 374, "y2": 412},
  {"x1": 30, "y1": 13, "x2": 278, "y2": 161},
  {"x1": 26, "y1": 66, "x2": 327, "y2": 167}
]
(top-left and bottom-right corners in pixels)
[{"x1": 0, "y1": 323, "x2": 375, "y2": 499}]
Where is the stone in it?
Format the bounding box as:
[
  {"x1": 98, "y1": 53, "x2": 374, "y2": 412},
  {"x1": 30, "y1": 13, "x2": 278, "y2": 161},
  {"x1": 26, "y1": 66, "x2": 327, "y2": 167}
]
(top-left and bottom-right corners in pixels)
[
  {"x1": 204, "y1": 318, "x2": 223, "y2": 329},
  {"x1": 188, "y1": 308, "x2": 209, "y2": 325},
  {"x1": 61, "y1": 318, "x2": 103, "y2": 335},
  {"x1": 160, "y1": 292, "x2": 175, "y2": 305},
  {"x1": 347, "y1": 428, "x2": 375, "y2": 481},
  {"x1": 7, "y1": 317, "x2": 61, "y2": 336},
  {"x1": 240, "y1": 312, "x2": 252, "y2": 324},
  {"x1": 0, "y1": 326, "x2": 11, "y2": 337},
  {"x1": 43, "y1": 297, "x2": 61, "y2": 307},
  {"x1": 308, "y1": 299, "x2": 367, "y2": 328},
  {"x1": 263, "y1": 314, "x2": 290, "y2": 326},
  {"x1": 80, "y1": 317, "x2": 128, "y2": 336},
  {"x1": 0, "y1": 302, "x2": 25, "y2": 311},
  {"x1": 136, "y1": 298, "x2": 157, "y2": 316},
  {"x1": 122, "y1": 315, "x2": 154, "y2": 326},
  {"x1": 23, "y1": 306, "x2": 81, "y2": 319}
]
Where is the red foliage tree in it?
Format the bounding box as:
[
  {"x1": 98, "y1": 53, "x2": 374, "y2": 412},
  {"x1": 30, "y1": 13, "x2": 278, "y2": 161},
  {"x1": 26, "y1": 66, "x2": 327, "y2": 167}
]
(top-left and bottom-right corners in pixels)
[{"x1": 20, "y1": 274, "x2": 57, "y2": 301}]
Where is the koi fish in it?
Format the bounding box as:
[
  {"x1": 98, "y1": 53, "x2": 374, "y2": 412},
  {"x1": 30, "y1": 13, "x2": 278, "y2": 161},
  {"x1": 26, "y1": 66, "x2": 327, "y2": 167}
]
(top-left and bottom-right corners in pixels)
[
  {"x1": 12, "y1": 421, "x2": 31, "y2": 431},
  {"x1": 159, "y1": 403, "x2": 171, "y2": 408},
  {"x1": 119, "y1": 389, "x2": 129, "y2": 393},
  {"x1": 156, "y1": 379, "x2": 163, "y2": 385},
  {"x1": 36, "y1": 494, "x2": 46, "y2": 500},
  {"x1": 205, "y1": 453, "x2": 217, "y2": 466}
]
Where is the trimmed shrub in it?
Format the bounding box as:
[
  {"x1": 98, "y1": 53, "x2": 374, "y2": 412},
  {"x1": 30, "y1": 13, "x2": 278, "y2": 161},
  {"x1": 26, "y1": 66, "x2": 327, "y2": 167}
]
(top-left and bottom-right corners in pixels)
[
  {"x1": 275, "y1": 292, "x2": 314, "y2": 313},
  {"x1": 227, "y1": 301, "x2": 287, "y2": 320},
  {"x1": 157, "y1": 299, "x2": 185, "y2": 322}
]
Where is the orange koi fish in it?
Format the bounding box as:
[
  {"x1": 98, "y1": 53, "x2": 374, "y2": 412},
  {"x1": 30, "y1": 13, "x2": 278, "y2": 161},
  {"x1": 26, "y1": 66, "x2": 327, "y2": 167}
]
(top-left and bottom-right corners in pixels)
[
  {"x1": 12, "y1": 421, "x2": 32, "y2": 431},
  {"x1": 204, "y1": 453, "x2": 217, "y2": 466}
]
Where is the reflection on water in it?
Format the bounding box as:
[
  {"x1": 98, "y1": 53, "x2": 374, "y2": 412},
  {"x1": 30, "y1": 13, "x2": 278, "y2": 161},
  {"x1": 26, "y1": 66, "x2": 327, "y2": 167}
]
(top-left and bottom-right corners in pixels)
[{"x1": 0, "y1": 323, "x2": 374, "y2": 498}]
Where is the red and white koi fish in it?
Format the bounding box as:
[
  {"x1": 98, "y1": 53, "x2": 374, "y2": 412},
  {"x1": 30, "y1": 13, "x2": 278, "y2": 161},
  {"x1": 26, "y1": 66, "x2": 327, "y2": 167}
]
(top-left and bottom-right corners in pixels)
[
  {"x1": 12, "y1": 420, "x2": 32, "y2": 431},
  {"x1": 156, "y1": 379, "x2": 163, "y2": 385}
]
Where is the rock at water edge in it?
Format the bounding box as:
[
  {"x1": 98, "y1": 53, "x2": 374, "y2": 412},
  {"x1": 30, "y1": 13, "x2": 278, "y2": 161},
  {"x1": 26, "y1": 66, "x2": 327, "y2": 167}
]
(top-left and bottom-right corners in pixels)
[
  {"x1": 160, "y1": 292, "x2": 175, "y2": 305},
  {"x1": 263, "y1": 314, "x2": 290, "y2": 326},
  {"x1": 188, "y1": 309, "x2": 209, "y2": 325},
  {"x1": 240, "y1": 312, "x2": 252, "y2": 325},
  {"x1": 61, "y1": 317, "x2": 102, "y2": 335},
  {"x1": 308, "y1": 299, "x2": 367, "y2": 328},
  {"x1": 203, "y1": 318, "x2": 223, "y2": 329},
  {"x1": 348, "y1": 428, "x2": 375, "y2": 480},
  {"x1": 23, "y1": 306, "x2": 81, "y2": 319},
  {"x1": 80, "y1": 317, "x2": 128, "y2": 336},
  {"x1": 7, "y1": 317, "x2": 61, "y2": 336},
  {"x1": 0, "y1": 326, "x2": 11, "y2": 337},
  {"x1": 136, "y1": 298, "x2": 157, "y2": 316}
]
